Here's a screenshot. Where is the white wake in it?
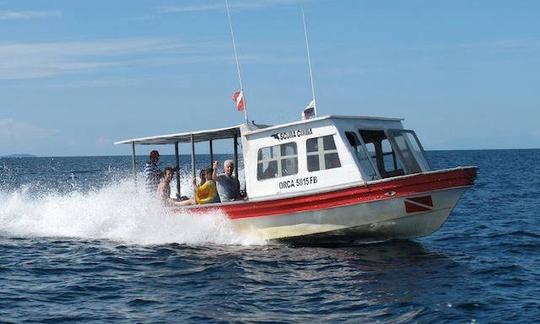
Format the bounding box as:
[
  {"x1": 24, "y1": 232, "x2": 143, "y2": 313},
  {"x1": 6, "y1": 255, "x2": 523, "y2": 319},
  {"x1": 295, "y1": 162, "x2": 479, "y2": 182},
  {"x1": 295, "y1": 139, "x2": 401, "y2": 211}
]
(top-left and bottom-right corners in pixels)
[{"x1": 0, "y1": 180, "x2": 263, "y2": 246}]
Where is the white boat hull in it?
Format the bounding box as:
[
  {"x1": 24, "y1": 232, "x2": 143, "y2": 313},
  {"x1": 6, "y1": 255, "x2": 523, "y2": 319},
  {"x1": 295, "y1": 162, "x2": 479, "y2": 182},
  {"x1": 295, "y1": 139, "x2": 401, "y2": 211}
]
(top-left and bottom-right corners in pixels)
[
  {"x1": 232, "y1": 187, "x2": 467, "y2": 242},
  {"x1": 179, "y1": 167, "x2": 477, "y2": 242}
]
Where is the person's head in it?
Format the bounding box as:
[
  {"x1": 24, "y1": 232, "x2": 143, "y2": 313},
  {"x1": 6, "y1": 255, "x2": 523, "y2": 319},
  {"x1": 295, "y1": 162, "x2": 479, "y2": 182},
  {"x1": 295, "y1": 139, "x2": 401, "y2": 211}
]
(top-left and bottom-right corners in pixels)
[
  {"x1": 149, "y1": 150, "x2": 160, "y2": 163},
  {"x1": 224, "y1": 160, "x2": 234, "y2": 176},
  {"x1": 199, "y1": 169, "x2": 206, "y2": 184},
  {"x1": 162, "y1": 167, "x2": 174, "y2": 182},
  {"x1": 204, "y1": 167, "x2": 214, "y2": 180}
]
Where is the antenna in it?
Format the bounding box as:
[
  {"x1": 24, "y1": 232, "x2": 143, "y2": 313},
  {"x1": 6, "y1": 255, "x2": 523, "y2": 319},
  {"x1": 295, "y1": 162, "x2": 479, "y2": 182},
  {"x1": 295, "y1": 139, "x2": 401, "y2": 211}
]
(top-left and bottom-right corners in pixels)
[
  {"x1": 225, "y1": 0, "x2": 249, "y2": 124},
  {"x1": 302, "y1": 7, "x2": 317, "y2": 116}
]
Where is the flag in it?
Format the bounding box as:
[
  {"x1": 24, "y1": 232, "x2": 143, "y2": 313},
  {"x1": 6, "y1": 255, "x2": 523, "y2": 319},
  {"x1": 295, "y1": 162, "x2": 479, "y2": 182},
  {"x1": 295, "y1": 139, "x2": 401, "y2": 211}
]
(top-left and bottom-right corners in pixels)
[
  {"x1": 232, "y1": 90, "x2": 245, "y2": 112},
  {"x1": 302, "y1": 99, "x2": 316, "y2": 120}
]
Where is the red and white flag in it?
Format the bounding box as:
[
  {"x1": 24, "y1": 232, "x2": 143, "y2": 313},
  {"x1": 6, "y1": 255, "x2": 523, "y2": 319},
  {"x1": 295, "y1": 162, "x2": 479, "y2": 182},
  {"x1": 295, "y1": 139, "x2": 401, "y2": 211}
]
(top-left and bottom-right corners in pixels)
[{"x1": 232, "y1": 90, "x2": 245, "y2": 112}]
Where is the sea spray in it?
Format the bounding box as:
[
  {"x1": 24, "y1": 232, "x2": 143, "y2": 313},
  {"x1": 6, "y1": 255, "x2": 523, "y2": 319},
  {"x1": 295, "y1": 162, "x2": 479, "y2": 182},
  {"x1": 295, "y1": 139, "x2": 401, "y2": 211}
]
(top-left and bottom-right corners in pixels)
[{"x1": 0, "y1": 179, "x2": 264, "y2": 246}]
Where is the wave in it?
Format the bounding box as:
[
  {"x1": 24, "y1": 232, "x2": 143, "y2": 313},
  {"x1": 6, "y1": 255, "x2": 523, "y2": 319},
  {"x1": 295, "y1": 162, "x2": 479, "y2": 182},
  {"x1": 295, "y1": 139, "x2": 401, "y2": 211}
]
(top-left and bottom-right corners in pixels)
[{"x1": 0, "y1": 179, "x2": 264, "y2": 246}]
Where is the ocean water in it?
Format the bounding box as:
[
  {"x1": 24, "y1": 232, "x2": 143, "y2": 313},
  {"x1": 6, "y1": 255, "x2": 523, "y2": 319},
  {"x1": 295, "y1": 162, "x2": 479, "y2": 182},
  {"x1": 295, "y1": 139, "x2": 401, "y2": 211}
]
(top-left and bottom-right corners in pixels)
[{"x1": 0, "y1": 150, "x2": 539, "y2": 323}]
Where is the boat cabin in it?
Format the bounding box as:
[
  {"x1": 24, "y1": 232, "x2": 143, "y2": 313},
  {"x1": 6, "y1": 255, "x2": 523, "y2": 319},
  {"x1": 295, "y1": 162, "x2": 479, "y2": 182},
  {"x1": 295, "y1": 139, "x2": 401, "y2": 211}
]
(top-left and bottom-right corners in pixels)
[
  {"x1": 116, "y1": 115, "x2": 431, "y2": 202},
  {"x1": 241, "y1": 115, "x2": 430, "y2": 200}
]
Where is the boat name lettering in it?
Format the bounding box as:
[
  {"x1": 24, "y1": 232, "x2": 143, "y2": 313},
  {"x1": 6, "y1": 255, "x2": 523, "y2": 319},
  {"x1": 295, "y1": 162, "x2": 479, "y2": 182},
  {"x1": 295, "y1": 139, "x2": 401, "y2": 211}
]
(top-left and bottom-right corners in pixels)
[
  {"x1": 271, "y1": 128, "x2": 313, "y2": 141},
  {"x1": 279, "y1": 176, "x2": 318, "y2": 189}
]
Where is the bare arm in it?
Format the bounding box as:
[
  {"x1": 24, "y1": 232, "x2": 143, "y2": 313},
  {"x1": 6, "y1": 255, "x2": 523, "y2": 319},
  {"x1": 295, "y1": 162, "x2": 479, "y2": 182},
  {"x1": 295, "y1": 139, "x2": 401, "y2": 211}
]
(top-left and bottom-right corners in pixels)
[{"x1": 212, "y1": 161, "x2": 219, "y2": 181}]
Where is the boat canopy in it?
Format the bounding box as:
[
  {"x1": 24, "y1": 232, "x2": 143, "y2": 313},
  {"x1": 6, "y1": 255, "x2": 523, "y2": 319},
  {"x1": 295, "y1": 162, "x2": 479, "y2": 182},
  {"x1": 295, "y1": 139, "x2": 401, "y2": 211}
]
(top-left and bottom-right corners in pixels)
[{"x1": 114, "y1": 125, "x2": 245, "y2": 145}]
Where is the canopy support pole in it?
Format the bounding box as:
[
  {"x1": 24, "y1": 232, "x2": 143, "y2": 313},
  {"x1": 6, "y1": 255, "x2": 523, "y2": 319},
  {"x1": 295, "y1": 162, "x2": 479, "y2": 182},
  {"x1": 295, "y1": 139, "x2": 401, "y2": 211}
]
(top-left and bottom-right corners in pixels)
[
  {"x1": 233, "y1": 134, "x2": 239, "y2": 178},
  {"x1": 191, "y1": 134, "x2": 196, "y2": 180},
  {"x1": 174, "y1": 142, "x2": 181, "y2": 199},
  {"x1": 131, "y1": 141, "x2": 137, "y2": 189},
  {"x1": 209, "y1": 139, "x2": 214, "y2": 165}
]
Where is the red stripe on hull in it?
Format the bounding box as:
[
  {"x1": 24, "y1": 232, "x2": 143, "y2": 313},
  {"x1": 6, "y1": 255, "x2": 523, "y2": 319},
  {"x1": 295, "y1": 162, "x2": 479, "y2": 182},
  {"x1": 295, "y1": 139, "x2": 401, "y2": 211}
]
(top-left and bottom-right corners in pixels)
[{"x1": 175, "y1": 167, "x2": 477, "y2": 220}]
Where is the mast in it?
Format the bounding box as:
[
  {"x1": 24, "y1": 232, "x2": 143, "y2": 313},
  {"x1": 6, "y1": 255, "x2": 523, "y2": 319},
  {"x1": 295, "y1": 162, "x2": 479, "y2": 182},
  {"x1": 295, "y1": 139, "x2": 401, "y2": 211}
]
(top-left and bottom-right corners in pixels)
[
  {"x1": 225, "y1": 0, "x2": 249, "y2": 124},
  {"x1": 302, "y1": 8, "x2": 317, "y2": 116}
]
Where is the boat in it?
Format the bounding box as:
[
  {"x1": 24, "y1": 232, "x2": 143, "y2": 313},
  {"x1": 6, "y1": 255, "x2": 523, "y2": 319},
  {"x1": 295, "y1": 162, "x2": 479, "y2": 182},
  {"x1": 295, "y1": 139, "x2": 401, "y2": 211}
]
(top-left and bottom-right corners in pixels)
[{"x1": 116, "y1": 115, "x2": 477, "y2": 243}]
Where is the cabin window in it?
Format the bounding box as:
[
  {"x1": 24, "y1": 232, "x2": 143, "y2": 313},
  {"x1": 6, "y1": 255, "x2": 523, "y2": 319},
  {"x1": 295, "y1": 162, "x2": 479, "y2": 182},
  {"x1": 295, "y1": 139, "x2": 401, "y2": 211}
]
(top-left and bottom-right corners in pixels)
[
  {"x1": 257, "y1": 143, "x2": 298, "y2": 180},
  {"x1": 387, "y1": 129, "x2": 430, "y2": 172},
  {"x1": 359, "y1": 130, "x2": 404, "y2": 178},
  {"x1": 306, "y1": 135, "x2": 341, "y2": 172},
  {"x1": 345, "y1": 131, "x2": 379, "y2": 180}
]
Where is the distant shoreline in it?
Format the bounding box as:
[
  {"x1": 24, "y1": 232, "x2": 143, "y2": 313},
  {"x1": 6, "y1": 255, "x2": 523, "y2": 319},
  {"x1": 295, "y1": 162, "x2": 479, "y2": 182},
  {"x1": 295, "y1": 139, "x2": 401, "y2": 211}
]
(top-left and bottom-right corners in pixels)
[{"x1": 1, "y1": 154, "x2": 37, "y2": 158}]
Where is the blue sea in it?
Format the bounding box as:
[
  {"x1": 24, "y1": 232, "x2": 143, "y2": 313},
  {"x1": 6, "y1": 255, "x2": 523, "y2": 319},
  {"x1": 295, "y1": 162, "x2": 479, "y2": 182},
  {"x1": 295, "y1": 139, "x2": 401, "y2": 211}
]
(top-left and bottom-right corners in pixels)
[{"x1": 0, "y1": 150, "x2": 539, "y2": 323}]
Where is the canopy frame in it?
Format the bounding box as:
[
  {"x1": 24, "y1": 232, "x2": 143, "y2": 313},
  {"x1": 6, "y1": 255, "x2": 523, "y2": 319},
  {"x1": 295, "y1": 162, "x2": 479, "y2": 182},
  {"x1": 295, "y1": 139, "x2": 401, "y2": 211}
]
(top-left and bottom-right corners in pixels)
[{"x1": 117, "y1": 125, "x2": 244, "y2": 199}]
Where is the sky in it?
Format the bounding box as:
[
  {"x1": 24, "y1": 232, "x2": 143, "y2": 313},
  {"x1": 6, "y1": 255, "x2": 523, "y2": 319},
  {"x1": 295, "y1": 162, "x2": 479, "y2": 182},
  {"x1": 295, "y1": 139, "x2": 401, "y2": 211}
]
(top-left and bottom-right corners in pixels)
[{"x1": 1, "y1": 0, "x2": 539, "y2": 156}]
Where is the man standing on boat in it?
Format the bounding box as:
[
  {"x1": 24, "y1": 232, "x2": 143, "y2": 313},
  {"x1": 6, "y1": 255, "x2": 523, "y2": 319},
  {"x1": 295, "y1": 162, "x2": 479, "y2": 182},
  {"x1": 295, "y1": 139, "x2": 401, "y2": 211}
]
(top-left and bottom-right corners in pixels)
[
  {"x1": 144, "y1": 150, "x2": 161, "y2": 192},
  {"x1": 212, "y1": 160, "x2": 240, "y2": 202}
]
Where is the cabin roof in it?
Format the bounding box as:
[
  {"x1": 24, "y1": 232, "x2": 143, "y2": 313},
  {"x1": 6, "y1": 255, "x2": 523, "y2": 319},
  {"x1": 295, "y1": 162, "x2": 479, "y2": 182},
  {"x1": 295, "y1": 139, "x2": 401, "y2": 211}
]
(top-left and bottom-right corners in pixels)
[
  {"x1": 241, "y1": 115, "x2": 403, "y2": 136},
  {"x1": 114, "y1": 115, "x2": 402, "y2": 145},
  {"x1": 114, "y1": 125, "x2": 244, "y2": 145}
]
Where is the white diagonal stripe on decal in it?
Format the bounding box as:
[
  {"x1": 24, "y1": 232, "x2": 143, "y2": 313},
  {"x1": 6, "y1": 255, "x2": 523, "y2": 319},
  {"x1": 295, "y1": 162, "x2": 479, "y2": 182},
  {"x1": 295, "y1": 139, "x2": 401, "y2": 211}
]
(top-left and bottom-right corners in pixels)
[{"x1": 404, "y1": 199, "x2": 433, "y2": 210}]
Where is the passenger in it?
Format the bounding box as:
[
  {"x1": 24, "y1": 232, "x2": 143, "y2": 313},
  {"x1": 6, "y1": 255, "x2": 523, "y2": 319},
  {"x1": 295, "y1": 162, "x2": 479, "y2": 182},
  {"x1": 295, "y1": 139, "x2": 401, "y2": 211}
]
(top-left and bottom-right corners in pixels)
[
  {"x1": 156, "y1": 167, "x2": 196, "y2": 206},
  {"x1": 198, "y1": 169, "x2": 206, "y2": 186},
  {"x1": 195, "y1": 167, "x2": 220, "y2": 204},
  {"x1": 212, "y1": 160, "x2": 241, "y2": 202},
  {"x1": 156, "y1": 167, "x2": 175, "y2": 203},
  {"x1": 144, "y1": 150, "x2": 161, "y2": 192}
]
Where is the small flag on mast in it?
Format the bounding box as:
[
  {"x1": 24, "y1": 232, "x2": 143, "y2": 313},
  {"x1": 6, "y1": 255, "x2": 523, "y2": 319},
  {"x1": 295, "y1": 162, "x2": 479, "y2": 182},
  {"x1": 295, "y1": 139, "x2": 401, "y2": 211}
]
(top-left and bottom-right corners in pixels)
[
  {"x1": 302, "y1": 99, "x2": 316, "y2": 120},
  {"x1": 232, "y1": 90, "x2": 245, "y2": 112}
]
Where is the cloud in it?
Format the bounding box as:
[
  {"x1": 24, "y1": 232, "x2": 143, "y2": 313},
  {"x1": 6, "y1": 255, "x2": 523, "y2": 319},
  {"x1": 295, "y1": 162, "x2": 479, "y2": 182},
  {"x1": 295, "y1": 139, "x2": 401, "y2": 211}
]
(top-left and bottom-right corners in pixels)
[
  {"x1": 0, "y1": 10, "x2": 61, "y2": 20},
  {"x1": 0, "y1": 38, "x2": 303, "y2": 81},
  {"x1": 0, "y1": 119, "x2": 58, "y2": 154},
  {"x1": 0, "y1": 38, "x2": 218, "y2": 80},
  {"x1": 158, "y1": 0, "x2": 309, "y2": 14}
]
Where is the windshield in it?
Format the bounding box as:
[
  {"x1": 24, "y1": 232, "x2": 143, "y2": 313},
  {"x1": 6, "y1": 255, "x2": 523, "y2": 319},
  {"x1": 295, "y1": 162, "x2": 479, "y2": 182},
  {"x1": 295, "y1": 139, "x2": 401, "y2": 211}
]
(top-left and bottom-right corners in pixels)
[
  {"x1": 357, "y1": 129, "x2": 430, "y2": 179},
  {"x1": 387, "y1": 129, "x2": 430, "y2": 173}
]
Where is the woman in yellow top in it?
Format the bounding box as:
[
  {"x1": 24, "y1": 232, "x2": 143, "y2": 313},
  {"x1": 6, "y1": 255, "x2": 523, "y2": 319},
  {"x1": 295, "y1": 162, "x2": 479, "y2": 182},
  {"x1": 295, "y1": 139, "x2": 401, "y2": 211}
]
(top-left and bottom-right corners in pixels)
[{"x1": 194, "y1": 167, "x2": 221, "y2": 204}]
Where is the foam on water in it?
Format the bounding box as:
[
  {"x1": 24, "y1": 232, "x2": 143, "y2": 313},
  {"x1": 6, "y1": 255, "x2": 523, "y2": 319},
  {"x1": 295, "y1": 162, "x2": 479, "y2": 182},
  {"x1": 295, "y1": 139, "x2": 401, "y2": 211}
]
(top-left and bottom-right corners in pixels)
[{"x1": 0, "y1": 179, "x2": 264, "y2": 246}]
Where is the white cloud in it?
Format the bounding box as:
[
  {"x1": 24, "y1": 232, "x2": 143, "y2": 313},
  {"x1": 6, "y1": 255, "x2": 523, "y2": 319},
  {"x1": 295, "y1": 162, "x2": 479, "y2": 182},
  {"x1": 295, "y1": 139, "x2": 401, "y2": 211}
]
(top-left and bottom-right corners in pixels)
[
  {"x1": 0, "y1": 10, "x2": 61, "y2": 20},
  {"x1": 0, "y1": 39, "x2": 216, "y2": 80},
  {"x1": 159, "y1": 0, "x2": 309, "y2": 13},
  {"x1": 0, "y1": 119, "x2": 58, "y2": 154},
  {"x1": 0, "y1": 38, "x2": 303, "y2": 81}
]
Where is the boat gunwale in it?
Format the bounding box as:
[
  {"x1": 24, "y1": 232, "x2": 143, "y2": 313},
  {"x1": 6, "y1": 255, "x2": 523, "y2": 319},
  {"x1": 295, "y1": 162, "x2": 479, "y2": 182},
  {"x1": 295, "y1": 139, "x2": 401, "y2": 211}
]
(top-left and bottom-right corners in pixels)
[{"x1": 175, "y1": 166, "x2": 477, "y2": 210}]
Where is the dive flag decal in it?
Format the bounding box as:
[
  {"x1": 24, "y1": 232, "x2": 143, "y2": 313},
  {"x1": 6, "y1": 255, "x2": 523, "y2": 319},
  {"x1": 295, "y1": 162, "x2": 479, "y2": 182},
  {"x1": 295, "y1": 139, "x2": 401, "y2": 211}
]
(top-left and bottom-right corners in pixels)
[{"x1": 404, "y1": 195, "x2": 433, "y2": 213}]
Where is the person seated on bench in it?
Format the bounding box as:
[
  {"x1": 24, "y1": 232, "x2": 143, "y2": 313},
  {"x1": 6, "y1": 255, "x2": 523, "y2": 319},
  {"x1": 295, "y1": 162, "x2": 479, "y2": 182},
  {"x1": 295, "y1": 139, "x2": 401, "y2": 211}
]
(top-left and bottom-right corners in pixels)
[
  {"x1": 157, "y1": 167, "x2": 178, "y2": 204},
  {"x1": 194, "y1": 167, "x2": 221, "y2": 205},
  {"x1": 212, "y1": 160, "x2": 241, "y2": 202}
]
